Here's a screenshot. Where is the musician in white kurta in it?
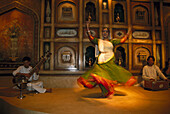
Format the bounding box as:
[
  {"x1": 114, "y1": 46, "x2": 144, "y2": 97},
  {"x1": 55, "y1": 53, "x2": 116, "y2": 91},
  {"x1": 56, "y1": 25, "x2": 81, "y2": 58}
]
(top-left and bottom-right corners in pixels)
[
  {"x1": 142, "y1": 56, "x2": 167, "y2": 81},
  {"x1": 13, "y1": 57, "x2": 47, "y2": 93}
]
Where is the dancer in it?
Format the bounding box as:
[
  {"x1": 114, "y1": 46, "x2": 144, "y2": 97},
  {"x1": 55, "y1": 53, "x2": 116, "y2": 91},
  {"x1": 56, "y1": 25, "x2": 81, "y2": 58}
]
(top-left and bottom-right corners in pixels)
[{"x1": 77, "y1": 20, "x2": 136, "y2": 99}]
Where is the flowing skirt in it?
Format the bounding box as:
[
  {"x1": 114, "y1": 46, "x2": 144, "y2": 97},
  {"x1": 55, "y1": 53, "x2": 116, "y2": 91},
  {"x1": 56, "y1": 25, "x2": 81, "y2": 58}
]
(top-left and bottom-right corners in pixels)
[{"x1": 77, "y1": 57, "x2": 136, "y2": 97}]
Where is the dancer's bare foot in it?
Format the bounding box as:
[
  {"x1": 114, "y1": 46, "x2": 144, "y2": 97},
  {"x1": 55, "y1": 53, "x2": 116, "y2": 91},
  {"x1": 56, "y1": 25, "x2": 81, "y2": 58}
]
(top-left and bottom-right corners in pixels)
[
  {"x1": 46, "y1": 88, "x2": 52, "y2": 93},
  {"x1": 107, "y1": 94, "x2": 113, "y2": 99}
]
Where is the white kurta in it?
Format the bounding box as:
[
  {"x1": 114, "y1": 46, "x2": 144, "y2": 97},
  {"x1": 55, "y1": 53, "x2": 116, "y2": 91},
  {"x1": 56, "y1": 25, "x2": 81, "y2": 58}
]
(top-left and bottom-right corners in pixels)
[
  {"x1": 98, "y1": 39, "x2": 114, "y2": 64},
  {"x1": 142, "y1": 65, "x2": 167, "y2": 81},
  {"x1": 13, "y1": 66, "x2": 46, "y2": 93}
]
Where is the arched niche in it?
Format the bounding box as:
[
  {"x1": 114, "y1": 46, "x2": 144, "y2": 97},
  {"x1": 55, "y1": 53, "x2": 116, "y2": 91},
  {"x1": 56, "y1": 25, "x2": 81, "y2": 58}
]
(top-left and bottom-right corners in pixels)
[
  {"x1": 132, "y1": 5, "x2": 149, "y2": 25},
  {"x1": 57, "y1": 1, "x2": 77, "y2": 23},
  {"x1": 56, "y1": 46, "x2": 76, "y2": 70},
  {"x1": 0, "y1": 2, "x2": 39, "y2": 64},
  {"x1": 85, "y1": 1, "x2": 97, "y2": 22},
  {"x1": 114, "y1": 3, "x2": 124, "y2": 23},
  {"x1": 115, "y1": 46, "x2": 126, "y2": 67},
  {"x1": 112, "y1": 1, "x2": 126, "y2": 24},
  {"x1": 85, "y1": 46, "x2": 96, "y2": 68}
]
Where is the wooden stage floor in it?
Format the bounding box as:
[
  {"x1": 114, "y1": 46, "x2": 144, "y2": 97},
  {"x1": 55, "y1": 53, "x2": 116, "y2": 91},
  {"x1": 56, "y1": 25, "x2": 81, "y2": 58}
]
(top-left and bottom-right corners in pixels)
[{"x1": 0, "y1": 86, "x2": 170, "y2": 114}]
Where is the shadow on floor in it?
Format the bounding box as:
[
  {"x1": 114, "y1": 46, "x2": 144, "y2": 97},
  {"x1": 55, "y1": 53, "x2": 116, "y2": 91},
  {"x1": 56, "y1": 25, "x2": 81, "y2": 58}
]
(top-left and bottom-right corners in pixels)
[
  {"x1": 0, "y1": 87, "x2": 20, "y2": 97},
  {"x1": 0, "y1": 87, "x2": 37, "y2": 97},
  {"x1": 81, "y1": 89, "x2": 127, "y2": 98}
]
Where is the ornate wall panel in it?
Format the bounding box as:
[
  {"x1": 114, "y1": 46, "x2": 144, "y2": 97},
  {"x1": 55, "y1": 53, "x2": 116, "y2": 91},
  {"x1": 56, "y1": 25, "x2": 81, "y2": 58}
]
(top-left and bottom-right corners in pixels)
[
  {"x1": 54, "y1": 43, "x2": 78, "y2": 70},
  {"x1": 132, "y1": 30, "x2": 151, "y2": 39},
  {"x1": 55, "y1": 28, "x2": 78, "y2": 38},
  {"x1": 43, "y1": 42, "x2": 51, "y2": 70},
  {"x1": 56, "y1": 1, "x2": 78, "y2": 23},
  {"x1": 131, "y1": 2, "x2": 151, "y2": 25},
  {"x1": 44, "y1": 27, "x2": 51, "y2": 38},
  {"x1": 132, "y1": 44, "x2": 152, "y2": 70},
  {"x1": 112, "y1": 29, "x2": 127, "y2": 39},
  {"x1": 37, "y1": 0, "x2": 168, "y2": 74}
]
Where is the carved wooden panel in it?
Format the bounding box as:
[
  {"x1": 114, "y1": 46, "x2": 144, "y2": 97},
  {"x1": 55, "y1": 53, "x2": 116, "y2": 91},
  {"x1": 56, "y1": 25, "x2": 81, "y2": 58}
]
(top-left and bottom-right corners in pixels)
[
  {"x1": 56, "y1": 1, "x2": 78, "y2": 23},
  {"x1": 132, "y1": 44, "x2": 152, "y2": 70},
  {"x1": 43, "y1": 42, "x2": 51, "y2": 70},
  {"x1": 132, "y1": 30, "x2": 151, "y2": 39},
  {"x1": 44, "y1": 0, "x2": 51, "y2": 23},
  {"x1": 54, "y1": 43, "x2": 78, "y2": 70},
  {"x1": 44, "y1": 27, "x2": 51, "y2": 38},
  {"x1": 131, "y1": 2, "x2": 151, "y2": 25},
  {"x1": 55, "y1": 28, "x2": 78, "y2": 38},
  {"x1": 112, "y1": 29, "x2": 127, "y2": 39}
]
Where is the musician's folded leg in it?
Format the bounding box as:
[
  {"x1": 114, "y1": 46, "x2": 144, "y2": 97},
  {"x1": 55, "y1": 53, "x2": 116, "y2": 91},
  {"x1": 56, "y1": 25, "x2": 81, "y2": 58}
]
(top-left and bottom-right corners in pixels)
[
  {"x1": 28, "y1": 81, "x2": 52, "y2": 93},
  {"x1": 45, "y1": 88, "x2": 52, "y2": 93}
]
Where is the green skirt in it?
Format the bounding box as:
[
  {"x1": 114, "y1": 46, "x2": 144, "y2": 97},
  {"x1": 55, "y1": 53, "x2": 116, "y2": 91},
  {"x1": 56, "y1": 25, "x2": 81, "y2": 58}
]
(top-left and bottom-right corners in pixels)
[
  {"x1": 83, "y1": 57, "x2": 132, "y2": 82},
  {"x1": 77, "y1": 57, "x2": 134, "y2": 97}
]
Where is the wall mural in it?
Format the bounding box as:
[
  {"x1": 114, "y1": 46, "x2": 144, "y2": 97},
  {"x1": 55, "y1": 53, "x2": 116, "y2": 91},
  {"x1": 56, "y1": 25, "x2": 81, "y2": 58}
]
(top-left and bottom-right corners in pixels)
[{"x1": 0, "y1": 9, "x2": 34, "y2": 62}]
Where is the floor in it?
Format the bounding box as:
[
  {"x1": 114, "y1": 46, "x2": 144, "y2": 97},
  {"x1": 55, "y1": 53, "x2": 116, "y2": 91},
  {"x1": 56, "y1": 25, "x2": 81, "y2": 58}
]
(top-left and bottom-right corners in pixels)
[{"x1": 0, "y1": 86, "x2": 170, "y2": 114}]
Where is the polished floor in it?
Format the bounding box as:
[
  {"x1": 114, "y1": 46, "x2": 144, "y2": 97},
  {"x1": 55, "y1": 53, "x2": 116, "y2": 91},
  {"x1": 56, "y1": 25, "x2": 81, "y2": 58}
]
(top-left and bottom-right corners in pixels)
[{"x1": 0, "y1": 86, "x2": 170, "y2": 114}]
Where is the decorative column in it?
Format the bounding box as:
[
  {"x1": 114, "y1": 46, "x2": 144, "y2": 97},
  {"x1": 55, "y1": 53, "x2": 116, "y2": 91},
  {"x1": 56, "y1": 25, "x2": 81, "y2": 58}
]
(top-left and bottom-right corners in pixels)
[
  {"x1": 79, "y1": 0, "x2": 83, "y2": 70},
  {"x1": 127, "y1": 0, "x2": 132, "y2": 71}
]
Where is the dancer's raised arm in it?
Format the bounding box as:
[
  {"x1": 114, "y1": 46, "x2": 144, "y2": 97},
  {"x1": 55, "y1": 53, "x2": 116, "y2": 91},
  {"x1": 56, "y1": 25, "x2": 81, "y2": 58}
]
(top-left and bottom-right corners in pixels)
[
  {"x1": 120, "y1": 26, "x2": 132, "y2": 43},
  {"x1": 86, "y1": 16, "x2": 94, "y2": 41}
]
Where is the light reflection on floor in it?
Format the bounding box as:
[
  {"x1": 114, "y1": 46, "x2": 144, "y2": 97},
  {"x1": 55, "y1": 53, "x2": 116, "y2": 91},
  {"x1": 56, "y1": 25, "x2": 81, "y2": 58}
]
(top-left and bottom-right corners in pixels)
[{"x1": 0, "y1": 86, "x2": 170, "y2": 114}]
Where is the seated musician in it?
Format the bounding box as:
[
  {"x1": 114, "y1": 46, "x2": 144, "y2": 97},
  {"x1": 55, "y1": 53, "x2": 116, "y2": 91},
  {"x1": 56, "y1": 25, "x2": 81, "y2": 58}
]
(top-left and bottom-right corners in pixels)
[
  {"x1": 13, "y1": 56, "x2": 51, "y2": 93},
  {"x1": 142, "y1": 56, "x2": 168, "y2": 83}
]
